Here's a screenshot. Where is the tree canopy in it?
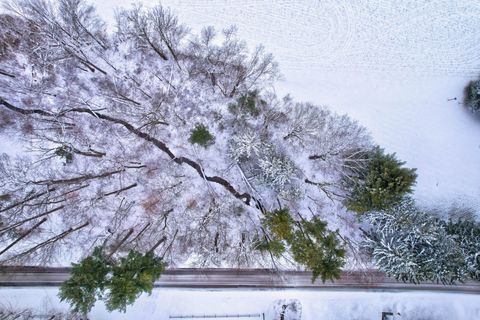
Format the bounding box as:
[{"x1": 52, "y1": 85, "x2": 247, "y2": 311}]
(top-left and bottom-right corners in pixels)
[
  {"x1": 345, "y1": 147, "x2": 417, "y2": 213},
  {"x1": 261, "y1": 208, "x2": 345, "y2": 283},
  {"x1": 59, "y1": 248, "x2": 165, "y2": 314},
  {"x1": 362, "y1": 199, "x2": 470, "y2": 284}
]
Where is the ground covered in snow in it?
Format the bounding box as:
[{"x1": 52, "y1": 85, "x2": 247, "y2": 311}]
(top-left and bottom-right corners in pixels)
[{"x1": 1, "y1": 287, "x2": 480, "y2": 320}]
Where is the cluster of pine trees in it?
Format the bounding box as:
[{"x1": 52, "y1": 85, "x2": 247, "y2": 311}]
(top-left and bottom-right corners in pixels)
[
  {"x1": 362, "y1": 198, "x2": 480, "y2": 284},
  {"x1": 59, "y1": 247, "x2": 165, "y2": 313},
  {"x1": 258, "y1": 208, "x2": 346, "y2": 283}
]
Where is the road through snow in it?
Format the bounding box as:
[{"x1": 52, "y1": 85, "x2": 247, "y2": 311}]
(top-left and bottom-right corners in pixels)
[{"x1": 1, "y1": 267, "x2": 480, "y2": 292}]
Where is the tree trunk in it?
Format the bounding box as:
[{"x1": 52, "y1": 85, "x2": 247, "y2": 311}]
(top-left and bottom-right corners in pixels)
[
  {"x1": 13, "y1": 222, "x2": 89, "y2": 261},
  {"x1": 148, "y1": 236, "x2": 167, "y2": 254},
  {"x1": 0, "y1": 218, "x2": 48, "y2": 256},
  {"x1": 0, "y1": 206, "x2": 63, "y2": 235},
  {"x1": 109, "y1": 229, "x2": 134, "y2": 257},
  {"x1": 0, "y1": 187, "x2": 57, "y2": 213}
]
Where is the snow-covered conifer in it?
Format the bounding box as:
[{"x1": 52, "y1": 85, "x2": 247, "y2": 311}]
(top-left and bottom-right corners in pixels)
[
  {"x1": 362, "y1": 198, "x2": 467, "y2": 284},
  {"x1": 228, "y1": 131, "x2": 262, "y2": 162},
  {"x1": 258, "y1": 148, "x2": 297, "y2": 194},
  {"x1": 443, "y1": 219, "x2": 480, "y2": 281}
]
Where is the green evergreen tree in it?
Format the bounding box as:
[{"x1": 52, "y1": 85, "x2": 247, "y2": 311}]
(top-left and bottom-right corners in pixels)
[
  {"x1": 188, "y1": 123, "x2": 215, "y2": 148},
  {"x1": 59, "y1": 248, "x2": 165, "y2": 314},
  {"x1": 105, "y1": 251, "x2": 165, "y2": 312},
  {"x1": 345, "y1": 147, "x2": 417, "y2": 213},
  {"x1": 59, "y1": 247, "x2": 111, "y2": 314},
  {"x1": 254, "y1": 237, "x2": 286, "y2": 258},
  {"x1": 290, "y1": 216, "x2": 346, "y2": 283},
  {"x1": 228, "y1": 90, "x2": 262, "y2": 117},
  {"x1": 260, "y1": 208, "x2": 345, "y2": 283},
  {"x1": 262, "y1": 208, "x2": 294, "y2": 240}
]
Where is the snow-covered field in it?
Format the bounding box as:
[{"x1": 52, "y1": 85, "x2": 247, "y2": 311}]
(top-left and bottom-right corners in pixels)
[
  {"x1": 90, "y1": 0, "x2": 480, "y2": 209},
  {"x1": 2, "y1": 287, "x2": 480, "y2": 319}
]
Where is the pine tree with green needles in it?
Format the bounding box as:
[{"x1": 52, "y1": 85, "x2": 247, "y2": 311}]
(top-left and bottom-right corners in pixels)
[
  {"x1": 228, "y1": 90, "x2": 262, "y2": 117},
  {"x1": 189, "y1": 123, "x2": 215, "y2": 148},
  {"x1": 253, "y1": 236, "x2": 286, "y2": 258},
  {"x1": 59, "y1": 247, "x2": 111, "y2": 314},
  {"x1": 289, "y1": 216, "x2": 346, "y2": 283},
  {"x1": 345, "y1": 147, "x2": 417, "y2": 213},
  {"x1": 260, "y1": 208, "x2": 345, "y2": 283},
  {"x1": 105, "y1": 251, "x2": 165, "y2": 312},
  {"x1": 59, "y1": 248, "x2": 165, "y2": 314},
  {"x1": 262, "y1": 208, "x2": 294, "y2": 241}
]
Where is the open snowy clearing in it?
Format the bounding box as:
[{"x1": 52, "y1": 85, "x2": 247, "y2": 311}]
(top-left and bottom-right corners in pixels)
[
  {"x1": 90, "y1": 0, "x2": 480, "y2": 209},
  {"x1": 1, "y1": 287, "x2": 480, "y2": 319}
]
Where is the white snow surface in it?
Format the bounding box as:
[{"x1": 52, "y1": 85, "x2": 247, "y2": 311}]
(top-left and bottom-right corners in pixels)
[
  {"x1": 1, "y1": 287, "x2": 480, "y2": 319},
  {"x1": 89, "y1": 0, "x2": 480, "y2": 209},
  {"x1": 0, "y1": 136, "x2": 21, "y2": 156}
]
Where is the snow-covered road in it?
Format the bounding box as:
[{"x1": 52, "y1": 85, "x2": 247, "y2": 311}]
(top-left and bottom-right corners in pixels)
[
  {"x1": 2, "y1": 267, "x2": 480, "y2": 293},
  {"x1": 90, "y1": 0, "x2": 480, "y2": 209}
]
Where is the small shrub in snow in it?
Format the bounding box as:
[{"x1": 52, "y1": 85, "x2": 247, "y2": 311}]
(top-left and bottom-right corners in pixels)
[
  {"x1": 270, "y1": 299, "x2": 302, "y2": 320},
  {"x1": 464, "y1": 80, "x2": 480, "y2": 113},
  {"x1": 188, "y1": 123, "x2": 215, "y2": 148},
  {"x1": 228, "y1": 89, "x2": 262, "y2": 117},
  {"x1": 55, "y1": 145, "x2": 74, "y2": 164},
  {"x1": 0, "y1": 306, "x2": 82, "y2": 320}
]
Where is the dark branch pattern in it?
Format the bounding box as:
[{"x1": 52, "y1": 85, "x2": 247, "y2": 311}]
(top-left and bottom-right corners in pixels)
[{"x1": 0, "y1": 98, "x2": 252, "y2": 205}]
